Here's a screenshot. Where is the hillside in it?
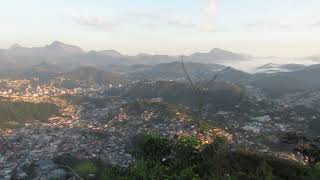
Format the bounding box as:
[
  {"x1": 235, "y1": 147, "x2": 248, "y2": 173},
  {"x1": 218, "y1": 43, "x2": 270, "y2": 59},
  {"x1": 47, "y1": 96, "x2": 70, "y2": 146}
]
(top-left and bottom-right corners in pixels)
[
  {"x1": 64, "y1": 66, "x2": 127, "y2": 85},
  {"x1": 189, "y1": 48, "x2": 250, "y2": 62},
  {"x1": 125, "y1": 80, "x2": 246, "y2": 111},
  {"x1": 105, "y1": 64, "x2": 152, "y2": 74},
  {"x1": 0, "y1": 100, "x2": 59, "y2": 129},
  {"x1": 250, "y1": 74, "x2": 311, "y2": 97},
  {"x1": 0, "y1": 62, "x2": 67, "y2": 84},
  {"x1": 131, "y1": 61, "x2": 226, "y2": 80},
  {"x1": 250, "y1": 65, "x2": 320, "y2": 97}
]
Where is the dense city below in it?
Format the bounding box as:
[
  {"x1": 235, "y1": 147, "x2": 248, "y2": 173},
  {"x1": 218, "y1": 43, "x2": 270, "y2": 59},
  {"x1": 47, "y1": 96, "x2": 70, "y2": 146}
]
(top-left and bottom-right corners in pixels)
[{"x1": 1, "y1": 59, "x2": 320, "y2": 179}]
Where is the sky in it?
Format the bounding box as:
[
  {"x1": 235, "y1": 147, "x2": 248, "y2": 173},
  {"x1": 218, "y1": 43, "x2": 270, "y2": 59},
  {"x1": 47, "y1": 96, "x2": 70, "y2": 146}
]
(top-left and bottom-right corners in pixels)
[{"x1": 1, "y1": 0, "x2": 320, "y2": 57}]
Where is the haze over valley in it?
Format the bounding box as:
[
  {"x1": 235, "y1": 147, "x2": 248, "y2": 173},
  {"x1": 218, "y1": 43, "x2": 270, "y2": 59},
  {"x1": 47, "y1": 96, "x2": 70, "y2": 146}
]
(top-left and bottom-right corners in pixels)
[
  {"x1": 1, "y1": 41, "x2": 319, "y2": 74},
  {"x1": 2, "y1": 0, "x2": 320, "y2": 179}
]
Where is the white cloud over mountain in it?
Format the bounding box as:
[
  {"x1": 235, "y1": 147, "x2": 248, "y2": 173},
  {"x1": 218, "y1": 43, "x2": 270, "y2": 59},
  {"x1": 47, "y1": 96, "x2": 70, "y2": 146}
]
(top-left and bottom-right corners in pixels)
[
  {"x1": 201, "y1": 0, "x2": 217, "y2": 32},
  {"x1": 70, "y1": 10, "x2": 195, "y2": 31},
  {"x1": 70, "y1": 15, "x2": 119, "y2": 31},
  {"x1": 69, "y1": 0, "x2": 220, "y2": 32}
]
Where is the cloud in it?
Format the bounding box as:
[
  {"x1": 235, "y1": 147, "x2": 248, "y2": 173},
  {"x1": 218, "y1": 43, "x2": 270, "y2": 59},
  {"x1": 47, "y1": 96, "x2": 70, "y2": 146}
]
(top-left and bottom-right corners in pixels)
[
  {"x1": 71, "y1": 15, "x2": 119, "y2": 31},
  {"x1": 244, "y1": 18, "x2": 320, "y2": 31},
  {"x1": 127, "y1": 11, "x2": 195, "y2": 29},
  {"x1": 245, "y1": 21, "x2": 291, "y2": 31},
  {"x1": 311, "y1": 21, "x2": 320, "y2": 27},
  {"x1": 167, "y1": 16, "x2": 195, "y2": 28},
  {"x1": 70, "y1": 11, "x2": 195, "y2": 31},
  {"x1": 126, "y1": 11, "x2": 159, "y2": 20},
  {"x1": 243, "y1": 13, "x2": 320, "y2": 31},
  {"x1": 201, "y1": 0, "x2": 217, "y2": 31}
]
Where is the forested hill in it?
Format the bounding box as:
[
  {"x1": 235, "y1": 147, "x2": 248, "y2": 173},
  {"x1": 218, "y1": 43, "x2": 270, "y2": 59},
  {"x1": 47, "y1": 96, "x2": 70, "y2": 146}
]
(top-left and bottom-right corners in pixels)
[{"x1": 0, "y1": 100, "x2": 59, "y2": 129}]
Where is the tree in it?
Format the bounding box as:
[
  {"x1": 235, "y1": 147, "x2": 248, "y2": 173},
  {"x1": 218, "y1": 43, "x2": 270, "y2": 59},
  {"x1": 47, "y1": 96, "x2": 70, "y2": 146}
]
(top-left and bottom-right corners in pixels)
[{"x1": 181, "y1": 56, "x2": 230, "y2": 135}]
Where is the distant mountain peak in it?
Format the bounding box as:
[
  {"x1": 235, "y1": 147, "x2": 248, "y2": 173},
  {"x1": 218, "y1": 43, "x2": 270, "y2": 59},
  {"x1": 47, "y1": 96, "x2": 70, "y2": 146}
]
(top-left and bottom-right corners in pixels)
[
  {"x1": 99, "y1": 50, "x2": 123, "y2": 57},
  {"x1": 47, "y1": 41, "x2": 84, "y2": 54},
  {"x1": 136, "y1": 53, "x2": 152, "y2": 57},
  {"x1": 50, "y1": 41, "x2": 64, "y2": 46},
  {"x1": 88, "y1": 50, "x2": 98, "y2": 54},
  {"x1": 208, "y1": 48, "x2": 244, "y2": 55},
  {"x1": 48, "y1": 41, "x2": 71, "y2": 48},
  {"x1": 10, "y1": 43, "x2": 23, "y2": 49},
  {"x1": 35, "y1": 61, "x2": 55, "y2": 67},
  {"x1": 190, "y1": 48, "x2": 250, "y2": 62},
  {"x1": 209, "y1": 48, "x2": 227, "y2": 53}
]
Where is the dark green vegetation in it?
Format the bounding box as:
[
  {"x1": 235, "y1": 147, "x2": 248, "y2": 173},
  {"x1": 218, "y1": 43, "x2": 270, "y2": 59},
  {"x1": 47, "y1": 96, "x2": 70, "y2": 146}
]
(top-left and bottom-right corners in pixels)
[
  {"x1": 0, "y1": 62, "x2": 64, "y2": 83},
  {"x1": 61, "y1": 95, "x2": 91, "y2": 105},
  {"x1": 251, "y1": 74, "x2": 311, "y2": 97},
  {"x1": 125, "y1": 81, "x2": 256, "y2": 112},
  {"x1": 129, "y1": 61, "x2": 250, "y2": 85},
  {"x1": 59, "y1": 79, "x2": 81, "y2": 89},
  {"x1": 0, "y1": 64, "x2": 128, "y2": 87},
  {"x1": 20, "y1": 62, "x2": 64, "y2": 83},
  {"x1": 251, "y1": 65, "x2": 320, "y2": 97},
  {"x1": 64, "y1": 66, "x2": 127, "y2": 85},
  {"x1": 106, "y1": 64, "x2": 152, "y2": 75},
  {"x1": 55, "y1": 134, "x2": 320, "y2": 180},
  {"x1": 62, "y1": 95, "x2": 119, "y2": 109},
  {"x1": 0, "y1": 100, "x2": 59, "y2": 129},
  {"x1": 124, "y1": 100, "x2": 190, "y2": 121},
  {"x1": 131, "y1": 61, "x2": 226, "y2": 80},
  {"x1": 309, "y1": 119, "x2": 320, "y2": 135}
]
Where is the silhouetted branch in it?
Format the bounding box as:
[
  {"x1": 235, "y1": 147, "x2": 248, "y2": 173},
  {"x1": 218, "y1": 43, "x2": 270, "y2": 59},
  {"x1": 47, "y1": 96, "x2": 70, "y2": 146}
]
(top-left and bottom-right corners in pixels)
[
  {"x1": 205, "y1": 67, "x2": 231, "y2": 89},
  {"x1": 181, "y1": 58, "x2": 233, "y2": 134},
  {"x1": 181, "y1": 56, "x2": 198, "y2": 95}
]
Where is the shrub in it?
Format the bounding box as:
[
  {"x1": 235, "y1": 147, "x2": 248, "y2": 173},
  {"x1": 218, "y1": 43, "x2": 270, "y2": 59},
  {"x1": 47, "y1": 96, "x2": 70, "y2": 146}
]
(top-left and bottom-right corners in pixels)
[
  {"x1": 129, "y1": 133, "x2": 172, "y2": 161},
  {"x1": 305, "y1": 162, "x2": 320, "y2": 180},
  {"x1": 173, "y1": 135, "x2": 201, "y2": 169},
  {"x1": 197, "y1": 137, "x2": 228, "y2": 178},
  {"x1": 54, "y1": 134, "x2": 310, "y2": 180},
  {"x1": 73, "y1": 161, "x2": 97, "y2": 177}
]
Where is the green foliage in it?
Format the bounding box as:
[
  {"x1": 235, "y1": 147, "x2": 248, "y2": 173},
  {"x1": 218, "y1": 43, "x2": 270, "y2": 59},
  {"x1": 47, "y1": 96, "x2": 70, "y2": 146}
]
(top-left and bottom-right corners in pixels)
[
  {"x1": 177, "y1": 135, "x2": 201, "y2": 150},
  {"x1": 197, "y1": 137, "x2": 228, "y2": 178},
  {"x1": 251, "y1": 74, "x2": 310, "y2": 97},
  {"x1": 255, "y1": 160, "x2": 273, "y2": 180},
  {"x1": 61, "y1": 95, "x2": 86, "y2": 105},
  {"x1": 54, "y1": 155, "x2": 129, "y2": 180},
  {"x1": 176, "y1": 167, "x2": 201, "y2": 180},
  {"x1": 60, "y1": 79, "x2": 80, "y2": 89},
  {"x1": 125, "y1": 100, "x2": 177, "y2": 119},
  {"x1": 62, "y1": 95, "x2": 117, "y2": 109},
  {"x1": 129, "y1": 159, "x2": 170, "y2": 179},
  {"x1": 128, "y1": 134, "x2": 308, "y2": 180},
  {"x1": 172, "y1": 135, "x2": 201, "y2": 175},
  {"x1": 65, "y1": 66, "x2": 126, "y2": 85},
  {"x1": 57, "y1": 134, "x2": 312, "y2": 180},
  {"x1": 73, "y1": 161, "x2": 98, "y2": 176},
  {"x1": 0, "y1": 100, "x2": 59, "y2": 129},
  {"x1": 175, "y1": 135, "x2": 201, "y2": 162},
  {"x1": 126, "y1": 81, "x2": 246, "y2": 112},
  {"x1": 130, "y1": 133, "x2": 173, "y2": 161},
  {"x1": 305, "y1": 163, "x2": 320, "y2": 180},
  {"x1": 199, "y1": 120, "x2": 216, "y2": 133}
]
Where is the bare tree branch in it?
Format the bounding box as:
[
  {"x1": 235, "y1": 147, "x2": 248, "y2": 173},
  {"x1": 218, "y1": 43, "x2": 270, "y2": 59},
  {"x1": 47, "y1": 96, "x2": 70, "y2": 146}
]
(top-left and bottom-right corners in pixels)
[
  {"x1": 181, "y1": 57, "x2": 233, "y2": 135},
  {"x1": 181, "y1": 56, "x2": 198, "y2": 95},
  {"x1": 205, "y1": 67, "x2": 231, "y2": 89}
]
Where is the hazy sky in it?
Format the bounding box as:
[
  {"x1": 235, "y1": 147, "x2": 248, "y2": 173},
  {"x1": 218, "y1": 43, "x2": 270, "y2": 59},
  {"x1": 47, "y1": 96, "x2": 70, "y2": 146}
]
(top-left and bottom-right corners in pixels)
[{"x1": 1, "y1": 0, "x2": 320, "y2": 56}]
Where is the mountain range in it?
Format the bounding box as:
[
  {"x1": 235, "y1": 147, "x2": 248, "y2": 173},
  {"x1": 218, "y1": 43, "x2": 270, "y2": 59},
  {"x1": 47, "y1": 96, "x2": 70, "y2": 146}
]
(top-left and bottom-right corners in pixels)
[
  {"x1": 2, "y1": 41, "x2": 320, "y2": 98},
  {"x1": 0, "y1": 41, "x2": 251, "y2": 70},
  {"x1": 256, "y1": 63, "x2": 307, "y2": 73}
]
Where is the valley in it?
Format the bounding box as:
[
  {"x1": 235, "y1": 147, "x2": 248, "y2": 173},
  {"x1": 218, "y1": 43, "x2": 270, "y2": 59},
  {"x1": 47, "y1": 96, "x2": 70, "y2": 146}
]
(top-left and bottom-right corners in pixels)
[{"x1": 1, "y1": 52, "x2": 320, "y2": 178}]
